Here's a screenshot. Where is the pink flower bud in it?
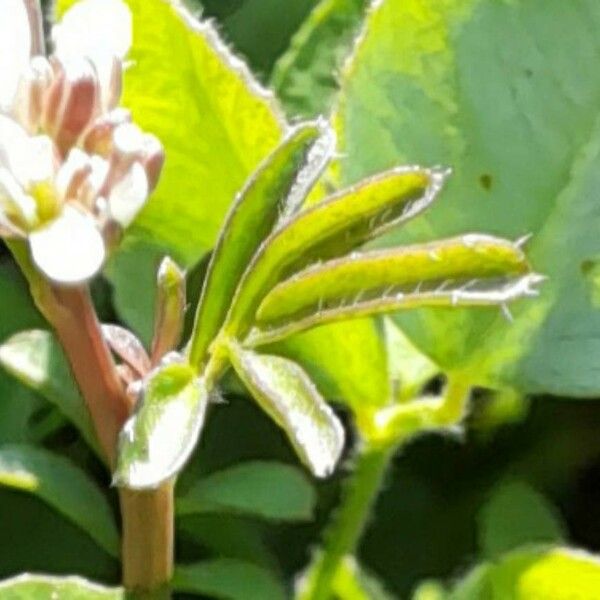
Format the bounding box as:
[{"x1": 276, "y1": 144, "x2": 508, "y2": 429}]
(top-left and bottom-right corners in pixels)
[
  {"x1": 82, "y1": 107, "x2": 131, "y2": 156},
  {"x1": 43, "y1": 56, "x2": 101, "y2": 155},
  {"x1": 140, "y1": 134, "x2": 164, "y2": 192},
  {"x1": 13, "y1": 56, "x2": 53, "y2": 133}
]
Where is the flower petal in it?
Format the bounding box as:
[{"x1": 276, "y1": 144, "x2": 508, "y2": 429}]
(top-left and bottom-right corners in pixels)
[
  {"x1": 29, "y1": 205, "x2": 105, "y2": 284},
  {"x1": 108, "y1": 162, "x2": 148, "y2": 227},
  {"x1": 0, "y1": 167, "x2": 37, "y2": 228},
  {"x1": 0, "y1": 0, "x2": 32, "y2": 110},
  {"x1": 53, "y1": 0, "x2": 132, "y2": 108}
]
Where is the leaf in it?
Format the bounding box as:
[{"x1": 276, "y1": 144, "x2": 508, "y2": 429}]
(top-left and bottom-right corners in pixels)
[
  {"x1": 271, "y1": 0, "x2": 370, "y2": 118},
  {"x1": 0, "y1": 330, "x2": 100, "y2": 455},
  {"x1": 173, "y1": 559, "x2": 286, "y2": 600},
  {"x1": 450, "y1": 547, "x2": 600, "y2": 600},
  {"x1": 0, "y1": 574, "x2": 123, "y2": 599},
  {"x1": 177, "y1": 461, "x2": 316, "y2": 521},
  {"x1": 228, "y1": 344, "x2": 345, "y2": 478},
  {"x1": 332, "y1": 0, "x2": 600, "y2": 395},
  {"x1": 226, "y1": 166, "x2": 446, "y2": 337},
  {"x1": 114, "y1": 363, "x2": 208, "y2": 489},
  {"x1": 332, "y1": 556, "x2": 396, "y2": 600},
  {"x1": 0, "y1": 445, "x2": 119, "y2": 558},
  {"x1": 270, "y1": 319, "x2": 392, "y2": 411},
  {"x1": 251, "y1": 235, "x2": 539, "y2": 345},
  {"x1": 478, "y1": 481, "x2": 565, "y2": 559},
  {"x1": 189, "y1": 121, "x2": 331, "y2": 368}
]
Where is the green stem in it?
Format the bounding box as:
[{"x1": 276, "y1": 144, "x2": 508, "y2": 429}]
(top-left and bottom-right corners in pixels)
[{"x1": 300, "y1": 444, "x2": 393, "y2": 600}]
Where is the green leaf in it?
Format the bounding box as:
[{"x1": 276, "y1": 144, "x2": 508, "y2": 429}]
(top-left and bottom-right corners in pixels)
[
  {"x1": 173, "y1": 559, "x2": 286, "y2": 600},
  {"x1": 332, "y1": 0, "x2": 600, "y2": 395},
  {"x1": 177, "y1": 461, "x2": 316, "y2": 521},
  {"x1": 189, "y1": 121, "x2": 332, "y2": 368},
  {"x1": 0, "y1": 330, "x2": 100, "y2": 456},
  {"x1": 271, "y1": 0, "x2": 370, "y2": 118},
  {"x1": 226, "y1": 166, "x2": 445, "y2": 337},
  {"x1": 478, "y1": 481, "x2": 565, "y2": 559},
  {"x1": 251, "y1": 235, "x2": 539, "y2": 345},
  {"x1": 0, "y1": 445, "x2": 119, "y2": 558},
  {"x1": 0, "y1": 574, "x2": 122, "y2": 599},
  {"x1": 270, "y1": 319, "x2": 392, "y2": 411},
  {"x1": 450, "y1": 547, "x2": 600, "y2": 600},
  {"x1": 114, "y1": 363, "x2": 208, "y2": 489},
  {"x1": 228, "y1": 344, "x2": 345, "y2": 477}
]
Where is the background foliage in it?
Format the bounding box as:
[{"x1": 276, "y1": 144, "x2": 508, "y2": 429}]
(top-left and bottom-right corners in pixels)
[{"x1": 2, "y1": 0, "x2": 600, "y2": 598}]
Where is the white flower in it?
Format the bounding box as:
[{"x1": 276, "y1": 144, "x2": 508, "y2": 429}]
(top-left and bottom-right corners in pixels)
[{"x1": 0, "y1": 0, "x2": 164, "y2": 285}]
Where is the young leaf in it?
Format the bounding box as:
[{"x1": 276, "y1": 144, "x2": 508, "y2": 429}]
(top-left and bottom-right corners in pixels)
[
  {"x1": 0, "y1": 330, "x2": 100, "y2": 455},
  {"x1": 228, "y1": 345, "x2": 345, "y2": 478},
  {"x1": 0, "y1": 574, "x2": 123, "y2": 599},
  {"x1": 226, "y1": 166, "x2": 446, "y2": 337},
  {"x1": 189, "y1": 122, "x2": 332, "y2": 369},
  {"x1": 332, "y1": 0, "x2": 600, "y2": 395},
  {"x1": 177, "y1": 461, "x2": 316, "y2": 521},
  {"x1": 251, "y1": 235, "x2": 540, "y2": 345},
  {"x1": 173, "y1": 559, "x2": 286, "y2": 600},
  {"x1": 271, "y1": 0, "x2": 370, "y2": 118},
  {"x1": 0, "y1": 445, "x2": 119, "y2": 558},
  {"x1": 114, "y1": 364, "x2": 208, "y2": 489}
]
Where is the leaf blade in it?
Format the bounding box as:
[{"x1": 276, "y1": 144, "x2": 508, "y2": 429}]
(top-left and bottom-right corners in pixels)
[
  {"x1": 228, "y1": 345, "x2": 345, "y2": 478},
  {"x1": 114, "y1": 364, "x2": 208, "y2": 489},
  {"x1": 252, "y1": 235, "x2": 539, "y2": 344},
  {"x1": 189, "y1": 122, "x2": 331, "y2": 368},
  {"x1": 0, "y1": 574, "x2": 123, "y2": 599},
  {"x1": 0, "y1": 445, "x2": 119, "y2": 558},
  {"x1": 176, "y1": 461, "x2": 316, "y2": 521}
]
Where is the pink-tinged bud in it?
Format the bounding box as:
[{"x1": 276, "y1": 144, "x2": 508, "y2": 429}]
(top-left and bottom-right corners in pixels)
[
  {"x1": 23, "y1": 0, "x2": 45, "y2": 56},
  {"x1": 83, "y1": 107, "x2": 131, "y2": 156},
  {"x1": 141, "y1": 134, "x2": 164, "y2": 192},
  {"x1": 102, "y1": 55, "x2": 123, "y2": 111},
  {"x1": 43, "y1": 56, "x2": 101, "y2": 155},
  {"x1": 13, "y1": 56, "x2": 53, "y2": 133}
]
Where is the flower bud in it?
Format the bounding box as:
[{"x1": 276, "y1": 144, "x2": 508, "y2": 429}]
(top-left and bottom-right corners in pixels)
[
  {"x1": 13, "y1": 56, "x2": 53, "y2": 133},
  {"x1": 43, "y1": 56, "x2": 101, "y2": 155},
  {"x1": 82, "y1": 107, "x2": 131, "y2": 156},
  {"x1": 140, "y1": 133, "x2": 164, "y2": 192},
  {"x1": 151, "y1": 257, "x2": 186, "y2": 365}
]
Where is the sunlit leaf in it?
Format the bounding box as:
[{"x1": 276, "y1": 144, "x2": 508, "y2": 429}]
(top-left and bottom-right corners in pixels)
[
  {"x1": 450, "y1": 547, "x2": 600, "y2": 600},
  {"x1": 0, "y1": 574, "x2": 122, "y2": 599},
  {"x1": 228, "y1": 344, "x2": 345, "y2": 478},
  {"x1": 271, "y1": 319, "x2": 391, "y2": 411},
  {"x1": 332, "y1": 0, "x2": 600, "y2": 395},
  {"x1": 173, "y1": 559, "x2": 286, "y2": 600},
  {"x1": 251, "y1": 235, "x2": 539, "y2": 345},
  {"x1": 189, "y1": 122, "x2": 331, "y2": 368},
  {"x1": 0, "y1": 445, "x2": 119, "y2": 557},
  {"x1": 271, "y1": 0, "x2": 369, "y2": 118},
  {"x1": 177, "y1": 461, "x2": 316, "y2": 521},
  {"x1": 114, "y1": 363, "x2": 208, "y2": 489},
  {"x1": 226, "y1": 166, "x2": 445, "y2": 337},
  {"x1": 0, "y1": 330, "x2": 100, "y2": 455}
]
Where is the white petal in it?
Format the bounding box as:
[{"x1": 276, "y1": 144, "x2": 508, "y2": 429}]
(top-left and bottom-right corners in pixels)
[
  {"x1": 55, "y1": 148, "x2": 90, "y2": 198},
  {"x1": 0, "y1": 167, "x2": 37, "y2": 227},
  {"x1": 53, "y1": 0, "x2": 132, "y2": 60},
  {"x1": 0, "y1": 0, "x2": 32, "y2": 110},
  {"x1": 0, "y1": 115, "x2": 30, "y2": 170},
  {"x1": 29, "y1": 205, "x2": 105, "y2": 284},
  {"x1": 108, "y1": 162, "x2": 148, "y2": 227}
]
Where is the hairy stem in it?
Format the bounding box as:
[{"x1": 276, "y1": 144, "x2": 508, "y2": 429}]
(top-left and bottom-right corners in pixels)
[
  {"x1": 120, "y1": 481, "x2": 175, "y2": 599},
  {"x1": 300, "y1": 444, "x2": 393, "y2": 600}
]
